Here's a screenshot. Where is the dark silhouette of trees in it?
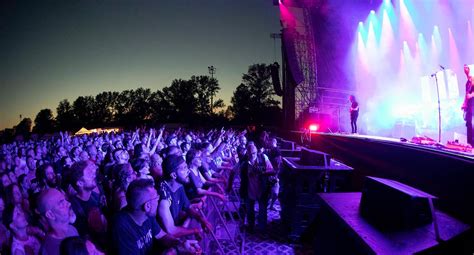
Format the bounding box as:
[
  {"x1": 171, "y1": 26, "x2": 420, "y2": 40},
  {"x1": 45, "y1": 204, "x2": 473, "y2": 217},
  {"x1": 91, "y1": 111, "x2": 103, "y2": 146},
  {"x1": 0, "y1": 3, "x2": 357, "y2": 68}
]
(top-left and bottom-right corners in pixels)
[
  {"x1": 0, "y1": 64, "x2": 285, "y2": 138},
  {"x1": 33, "y1": 109, "x2": 56, "y2": 134},
  {"x1": 231, "y1": 84, "x2": 253, "y2": 122},
  {"x1": 163, "y1": 79, "x2": 198, "y2": 121},
  {"x1": 129, "y1": 88, "x2": 153, "y2": 124},
  {"x1": 150, "y1": 90, "x2": 174, "y2": 122},
  {"x1": 15, "y1": 118, "x2": 32, "y2": 138},
  {"x1": 191, "y1": 75, "x2": 224, "y2": 115},
  {"x1": 73, "y1": 96, "x2": 95, "y2": 127},
  {"x1": 94, "y1": 91, "x2": 118, "y2": 126},
  {"x1": 56, "y1": 99, "x2": 77, "y2": 130},
  {"x1": 230, "y1": 64, "x2": 281, "y2": 125},
  {"x1": 115, "y1": 90, "x2": 134, "y2": 126}
]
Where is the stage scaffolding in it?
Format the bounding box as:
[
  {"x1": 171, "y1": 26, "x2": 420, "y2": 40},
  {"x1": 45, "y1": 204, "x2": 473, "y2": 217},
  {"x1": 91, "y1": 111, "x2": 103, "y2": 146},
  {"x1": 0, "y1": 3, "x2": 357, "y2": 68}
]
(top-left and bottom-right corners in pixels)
[{"x1": 280, "y1": 4, "x2": 319, "y2": 128}]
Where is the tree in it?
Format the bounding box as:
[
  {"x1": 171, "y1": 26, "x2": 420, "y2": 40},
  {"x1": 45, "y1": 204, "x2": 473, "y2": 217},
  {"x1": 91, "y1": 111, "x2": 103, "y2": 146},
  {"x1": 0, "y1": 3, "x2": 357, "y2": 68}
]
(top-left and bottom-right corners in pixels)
[
  {"x1": 191, "y1": 75, "x2": 224, "y2": 116},
  {"x1": 150, "y1": 89, "x2": 174, "y2": 122},
  {"x1": 230, "y1": 84, "x2": 252, "y2": 122},
  {"x1": 33, "y1": 109, "x2": 56, "y2": 134},
  {"x1": 115, "y1": 90, "x2": 134, "y2": 126},
  {"x1": 15, "y1": 118, "x2": 32, "y2": 138},
  {"x1": 72, "y1": 96, "x2": 95, "y2": 128},
  {"x1": 231, "y1": 64, "x2": 281, "y2": 124},
  {"x1": 56, "y1": 99, "x2": 77, "y2": 130},
  {"x1": 163, "y1": 79, "x2": 198, "y2": 122},
  {"x1": 93, "y1": 91, "x2": 118, "y2": 126},
  {"x1": 129, "y1": 88, "x2": 153, "y2": 124}
]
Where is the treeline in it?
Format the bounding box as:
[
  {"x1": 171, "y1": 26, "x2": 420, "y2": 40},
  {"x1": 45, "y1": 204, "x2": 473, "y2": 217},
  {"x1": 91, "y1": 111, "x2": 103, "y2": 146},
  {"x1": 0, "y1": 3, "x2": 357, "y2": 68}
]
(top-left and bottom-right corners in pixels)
[{"x1": 2, "y1": 63, "x2": 281, "y2": 141}]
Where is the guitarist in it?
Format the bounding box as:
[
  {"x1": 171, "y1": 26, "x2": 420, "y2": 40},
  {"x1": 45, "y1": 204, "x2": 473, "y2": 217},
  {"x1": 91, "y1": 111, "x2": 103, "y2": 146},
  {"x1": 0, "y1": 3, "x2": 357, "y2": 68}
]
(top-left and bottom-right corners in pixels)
[
  {"x1": 461, "y1": 64, "x2": 474, "y2": 146},
  {"x1": 349, "y1": 95, "x2": 359, "y2": 134}
]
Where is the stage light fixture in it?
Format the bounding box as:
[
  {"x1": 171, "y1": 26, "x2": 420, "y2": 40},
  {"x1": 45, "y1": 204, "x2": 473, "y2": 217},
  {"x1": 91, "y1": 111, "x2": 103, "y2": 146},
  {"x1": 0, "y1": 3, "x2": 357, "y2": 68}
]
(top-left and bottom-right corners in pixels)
[
  {"x1": 272, "y1": 0, "x2": 280, "y2": 6},
  {"x1": 309, "y1": 124, "x2": 319, "y2": 132}
]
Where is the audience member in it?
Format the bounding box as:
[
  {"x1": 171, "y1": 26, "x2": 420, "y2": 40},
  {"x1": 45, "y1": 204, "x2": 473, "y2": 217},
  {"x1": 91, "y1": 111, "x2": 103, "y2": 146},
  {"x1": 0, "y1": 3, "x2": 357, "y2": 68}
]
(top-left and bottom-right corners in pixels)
[
  {"x1": 37, "y1": 188, "x2": 79, "y2": 255},
  {"x1": 112, "y1": 179, "x2": 198, "y2": 254},
  {"x1": 158, "y1": 155, "x2": 211, "y2": 238},
  {"x1": 68, "y1": 161, "x2": 107, "y2": 247}
]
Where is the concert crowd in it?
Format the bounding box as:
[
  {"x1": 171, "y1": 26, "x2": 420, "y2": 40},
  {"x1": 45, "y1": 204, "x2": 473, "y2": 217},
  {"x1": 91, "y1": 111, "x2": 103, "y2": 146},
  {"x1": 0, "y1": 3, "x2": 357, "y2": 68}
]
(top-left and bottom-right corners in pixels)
[{"x1": 0, "y1": 127, "x2": 282, "y2": 255}]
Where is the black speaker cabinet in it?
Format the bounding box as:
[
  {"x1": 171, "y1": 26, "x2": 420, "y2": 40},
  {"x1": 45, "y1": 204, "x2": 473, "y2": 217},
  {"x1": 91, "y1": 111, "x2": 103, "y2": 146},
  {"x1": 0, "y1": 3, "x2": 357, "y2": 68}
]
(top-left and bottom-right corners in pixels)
[
  {"x1": 360, "y1": 176, "x2": 437, "y2": 230},
  {"x1": 278, "y1": 139, "x2": 295, "y2": 150},
  {"x1": 300, "y1": 147, "x2": 331, "y2": 167}
]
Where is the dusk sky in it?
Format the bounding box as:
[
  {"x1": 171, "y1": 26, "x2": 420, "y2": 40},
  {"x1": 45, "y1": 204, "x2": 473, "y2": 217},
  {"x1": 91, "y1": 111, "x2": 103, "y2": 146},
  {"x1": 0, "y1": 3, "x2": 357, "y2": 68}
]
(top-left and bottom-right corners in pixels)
[{"x1": 0, "y1": 0, "x2": 281, "y2": 130}]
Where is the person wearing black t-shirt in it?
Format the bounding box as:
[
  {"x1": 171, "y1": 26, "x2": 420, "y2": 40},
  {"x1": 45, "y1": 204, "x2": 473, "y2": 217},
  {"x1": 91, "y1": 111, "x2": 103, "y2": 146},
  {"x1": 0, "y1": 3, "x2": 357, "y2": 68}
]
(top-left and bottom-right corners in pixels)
[
  {"x1": 349, "y1": 95, "x2": 360, "y2": 134},
  {"x1": 68, "y1": 161, "x2": 107, "y2": 249},
  {"x1": 111, "y1": 179, "x2": 199, "y2": 255},
  {"x1": 158, "y1": 155, "x2": 211, "y2": 239}
]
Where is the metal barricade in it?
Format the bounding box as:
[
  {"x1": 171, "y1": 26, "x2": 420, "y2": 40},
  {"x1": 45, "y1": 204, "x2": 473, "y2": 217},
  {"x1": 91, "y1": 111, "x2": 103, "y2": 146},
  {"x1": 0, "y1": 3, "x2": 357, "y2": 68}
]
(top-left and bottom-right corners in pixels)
[{"x1": 198, "y1": 174, "x2": 244, "y2": 254}]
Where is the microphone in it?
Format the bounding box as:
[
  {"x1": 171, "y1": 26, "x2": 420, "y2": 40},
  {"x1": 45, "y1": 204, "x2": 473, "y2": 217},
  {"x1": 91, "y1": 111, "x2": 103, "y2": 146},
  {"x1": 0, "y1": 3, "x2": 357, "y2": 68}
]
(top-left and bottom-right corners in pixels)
[{"x1": 439, "y1": 65, "x2": 445, "y2": 70}]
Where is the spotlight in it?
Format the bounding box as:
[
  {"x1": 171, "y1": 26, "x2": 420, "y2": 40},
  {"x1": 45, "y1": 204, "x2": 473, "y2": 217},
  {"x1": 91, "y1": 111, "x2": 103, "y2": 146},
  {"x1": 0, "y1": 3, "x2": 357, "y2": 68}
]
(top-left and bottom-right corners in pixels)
[{"x1": 309, "y1": 124, "x2": 319, "y2": 132}]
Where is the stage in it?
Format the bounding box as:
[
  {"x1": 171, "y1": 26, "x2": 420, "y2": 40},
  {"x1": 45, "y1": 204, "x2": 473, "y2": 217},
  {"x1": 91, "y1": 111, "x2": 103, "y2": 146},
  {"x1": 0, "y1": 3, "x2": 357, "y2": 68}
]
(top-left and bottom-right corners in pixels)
[
  {"x1": 307, "y1": 132, "x2": 474, "y2": 158},
  {"x1": 282, "y1": 131, "x2": 474, "y2": 225}
]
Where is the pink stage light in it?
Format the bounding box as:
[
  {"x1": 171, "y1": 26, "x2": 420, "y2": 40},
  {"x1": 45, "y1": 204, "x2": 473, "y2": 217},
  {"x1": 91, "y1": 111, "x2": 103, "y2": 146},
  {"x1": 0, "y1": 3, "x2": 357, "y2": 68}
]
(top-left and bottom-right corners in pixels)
[
  {"x1": 399, "y1": 0, "x2": 416, "y2": 44},
  {"x1": 448, "y1": 28, "x2": 461, "y2": 71},
  {"x1": 357, "y1": 31, "x2": 369, "y2": 70},
  {"x1": 468, "y1": 21, "x2": 474, "y2": 61},
  {"x1": 380, "y1": 9, "x2": 394, "y2": 55},
  {"x1": 309, "y1": 124, "x2": 319, "y2": 132}
]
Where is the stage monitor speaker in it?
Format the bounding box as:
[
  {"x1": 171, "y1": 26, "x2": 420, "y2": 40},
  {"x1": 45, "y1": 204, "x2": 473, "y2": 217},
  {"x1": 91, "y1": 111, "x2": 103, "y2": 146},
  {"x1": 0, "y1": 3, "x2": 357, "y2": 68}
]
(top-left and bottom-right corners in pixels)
[
  {"x1": 300, "y1": 147, "x2": 331, "y2": 167},
  {"x1": 278, "y1": 139, "x2": 295, "y2": 150},
  {"x1": 360, "y1": 176, "x2": 436, "y2": 230}
]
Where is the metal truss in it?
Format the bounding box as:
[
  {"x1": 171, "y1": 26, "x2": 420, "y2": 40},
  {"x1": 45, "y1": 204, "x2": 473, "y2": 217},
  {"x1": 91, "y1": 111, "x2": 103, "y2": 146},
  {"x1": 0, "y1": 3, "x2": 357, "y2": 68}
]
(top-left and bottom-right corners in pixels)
[{"x1": 294, "y1": 7, "x2": 318, "y2": 119}]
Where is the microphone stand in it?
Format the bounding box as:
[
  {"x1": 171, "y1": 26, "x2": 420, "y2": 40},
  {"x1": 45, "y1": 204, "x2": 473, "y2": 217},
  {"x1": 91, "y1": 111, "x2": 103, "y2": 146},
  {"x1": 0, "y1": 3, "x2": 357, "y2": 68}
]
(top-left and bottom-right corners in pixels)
[{"x1": 431, "y1": 70, "x2": 442, "y2": 142}]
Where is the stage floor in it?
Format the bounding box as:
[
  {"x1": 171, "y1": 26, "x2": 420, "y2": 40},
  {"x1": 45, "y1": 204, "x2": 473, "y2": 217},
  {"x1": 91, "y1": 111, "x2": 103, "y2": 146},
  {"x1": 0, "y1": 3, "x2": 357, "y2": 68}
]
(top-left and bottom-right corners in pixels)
[
  {"x1": 293, "y1": 131, "x2": 474, "y2": 159},
  {"x1": 284, "y1": 130, "x2": 474, "y2": 225}
]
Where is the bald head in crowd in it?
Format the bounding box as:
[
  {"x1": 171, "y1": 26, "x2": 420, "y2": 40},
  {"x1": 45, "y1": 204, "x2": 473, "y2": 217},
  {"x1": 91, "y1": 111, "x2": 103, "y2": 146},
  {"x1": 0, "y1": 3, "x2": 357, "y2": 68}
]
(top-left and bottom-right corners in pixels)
[
  {"x1": 37, "y1": 188, "x2": 79, "y2": 255},
  {"x1": 37, "y1": 188, "x2": 76, "y2": 225}
]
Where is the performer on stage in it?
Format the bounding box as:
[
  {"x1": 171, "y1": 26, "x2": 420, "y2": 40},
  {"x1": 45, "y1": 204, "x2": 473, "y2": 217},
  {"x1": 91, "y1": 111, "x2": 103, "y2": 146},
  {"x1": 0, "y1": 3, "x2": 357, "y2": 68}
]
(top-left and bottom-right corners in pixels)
[
  {"x1": 349, "y1": 95, "x2": 359, "y2": 134},
  {"x1": 462, "y1": 64, "x2": 474, "y2": 146}
]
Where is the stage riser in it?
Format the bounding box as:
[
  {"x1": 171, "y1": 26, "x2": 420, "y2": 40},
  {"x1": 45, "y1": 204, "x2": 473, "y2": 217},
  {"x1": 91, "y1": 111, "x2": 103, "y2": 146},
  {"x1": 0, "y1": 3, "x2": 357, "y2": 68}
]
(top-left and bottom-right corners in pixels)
[
  {"x1": 279, "y1": 155, "x2": 353, "y2": 240},
  {"x1": 281, "y1": 205, "x2": 321, "y2": 241}
]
